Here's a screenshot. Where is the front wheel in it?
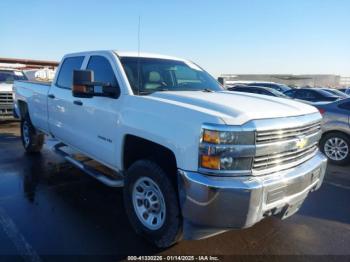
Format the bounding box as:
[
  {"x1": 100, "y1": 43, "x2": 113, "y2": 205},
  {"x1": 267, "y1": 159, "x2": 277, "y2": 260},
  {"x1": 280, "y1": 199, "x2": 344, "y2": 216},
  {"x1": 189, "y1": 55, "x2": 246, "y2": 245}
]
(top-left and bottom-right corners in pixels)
[
  {"x1": 320, "y1": 132, "x2": 350, "y2": 165},
  {"x1": 123, "y1": 160, "x2": 182, "y2": 248},
  {"x1": 21, "y1": 114, "x2": 44, "y2": 153}
]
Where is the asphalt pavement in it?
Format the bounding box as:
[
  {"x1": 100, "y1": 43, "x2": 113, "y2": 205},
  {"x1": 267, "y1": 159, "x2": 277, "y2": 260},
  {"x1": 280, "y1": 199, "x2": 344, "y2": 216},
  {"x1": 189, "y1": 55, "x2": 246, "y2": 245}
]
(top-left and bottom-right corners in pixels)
[{"x1": 0, "y1": 121, "x2": 349, "y2": 261}]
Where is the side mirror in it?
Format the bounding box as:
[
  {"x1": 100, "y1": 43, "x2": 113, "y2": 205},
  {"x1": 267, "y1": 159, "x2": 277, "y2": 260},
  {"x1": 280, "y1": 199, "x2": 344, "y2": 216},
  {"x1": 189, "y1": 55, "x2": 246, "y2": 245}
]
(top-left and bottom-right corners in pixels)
[
  {"x1": 72, "y1": 70, "x2": 95, "y2": 98},
  {"x1": 72, "y1": 70, "x2": 119, "y2": 98}
]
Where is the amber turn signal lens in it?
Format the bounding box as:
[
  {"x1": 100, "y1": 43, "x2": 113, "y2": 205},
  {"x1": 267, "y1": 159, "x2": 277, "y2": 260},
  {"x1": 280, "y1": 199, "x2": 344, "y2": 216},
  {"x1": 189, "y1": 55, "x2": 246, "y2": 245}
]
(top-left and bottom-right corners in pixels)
[
  {"x1": 203, "y1": 130, "x2": 220, "y2": 144},
  {"x1": 201, "y1": 155, "x2": 220, "y2": 170}
]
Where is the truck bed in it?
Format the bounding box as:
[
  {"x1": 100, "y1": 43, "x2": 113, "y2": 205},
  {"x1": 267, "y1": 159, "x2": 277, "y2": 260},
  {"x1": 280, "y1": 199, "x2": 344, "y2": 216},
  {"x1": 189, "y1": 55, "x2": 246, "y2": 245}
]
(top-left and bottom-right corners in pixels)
[
  {"x1": 14, "y1": 80, "x2": 52, "y2": 132},
  {"x1": 16, "y1": 80, "x2": 52, "y2": 86}
]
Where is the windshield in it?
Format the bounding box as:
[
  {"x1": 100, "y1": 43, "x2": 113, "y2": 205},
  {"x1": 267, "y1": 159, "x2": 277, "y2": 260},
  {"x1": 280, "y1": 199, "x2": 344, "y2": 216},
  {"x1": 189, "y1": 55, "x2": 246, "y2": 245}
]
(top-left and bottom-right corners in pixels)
[
  {"x1": 120, "y1": 57, "x2": 223, "y2": 95},
  {"x1": 0, "y1": 70, "x2": 27, "y2": 84}
]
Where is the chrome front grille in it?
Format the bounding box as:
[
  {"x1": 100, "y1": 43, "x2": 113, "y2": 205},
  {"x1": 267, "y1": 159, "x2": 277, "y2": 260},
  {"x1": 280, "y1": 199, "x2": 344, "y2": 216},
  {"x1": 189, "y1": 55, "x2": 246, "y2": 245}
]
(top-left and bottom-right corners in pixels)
[
  {"x1": 256, "y1": 121, "x2": 321, "y2": 144},
  {"x1": 0, "y1": 92, "x2": 14, "y2": 105},
  {"x1": 253, "y1": 143, "x2": 318, "y2": 171}
]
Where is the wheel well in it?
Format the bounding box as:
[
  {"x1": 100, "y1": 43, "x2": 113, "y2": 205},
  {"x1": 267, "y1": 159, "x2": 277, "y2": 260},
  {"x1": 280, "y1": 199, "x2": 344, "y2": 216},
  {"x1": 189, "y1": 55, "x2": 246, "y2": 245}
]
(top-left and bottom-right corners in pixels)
[
  {"x1": 123, "y1": 135, "x2": 178, "y2": 179},
  {"x1": 321, "y1": 130, "x2": 350, "y2": 141},
  {"x1": 17, "y1": 100, "x2": 28, "y2": 119}
]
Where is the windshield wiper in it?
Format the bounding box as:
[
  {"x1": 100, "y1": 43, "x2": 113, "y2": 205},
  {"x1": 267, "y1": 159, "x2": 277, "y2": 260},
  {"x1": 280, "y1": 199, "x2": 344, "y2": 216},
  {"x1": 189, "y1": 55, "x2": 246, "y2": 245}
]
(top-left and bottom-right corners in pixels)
[
  {"x1": 137, "y1": 88, "x2": 169, "y2": 95},
  {"x1": 201, "y1": 88, "x2": 214, "y2": 93}
]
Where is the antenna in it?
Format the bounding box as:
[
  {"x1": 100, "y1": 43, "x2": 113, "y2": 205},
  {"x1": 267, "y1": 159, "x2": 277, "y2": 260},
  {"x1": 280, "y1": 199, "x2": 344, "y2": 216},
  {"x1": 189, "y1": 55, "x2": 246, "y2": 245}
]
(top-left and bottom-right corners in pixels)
[{"x1": 137, "y1": 15, "x2": 141, "y2": 95}]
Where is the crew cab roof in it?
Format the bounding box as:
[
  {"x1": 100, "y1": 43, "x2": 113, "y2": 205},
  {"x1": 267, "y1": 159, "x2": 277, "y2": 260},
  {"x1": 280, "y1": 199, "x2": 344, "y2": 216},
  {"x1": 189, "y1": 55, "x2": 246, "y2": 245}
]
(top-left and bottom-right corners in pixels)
[
  {"x1": 61, "y1": 50, "x2": 187, "y2": 63},
  {"x1": 115, "y1": 51, "x2": 186, "y2": 62}
]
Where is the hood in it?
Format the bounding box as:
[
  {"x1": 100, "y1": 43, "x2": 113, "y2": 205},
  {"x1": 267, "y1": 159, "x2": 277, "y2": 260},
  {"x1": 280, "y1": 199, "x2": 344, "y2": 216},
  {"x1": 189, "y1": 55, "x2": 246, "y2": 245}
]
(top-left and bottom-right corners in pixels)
[
  {"x1": 0, "y1": 83, "x2": 13, "y2": 93},
  {"x1": 150, "y1": 91, "x2": 318, "y2": 125}
]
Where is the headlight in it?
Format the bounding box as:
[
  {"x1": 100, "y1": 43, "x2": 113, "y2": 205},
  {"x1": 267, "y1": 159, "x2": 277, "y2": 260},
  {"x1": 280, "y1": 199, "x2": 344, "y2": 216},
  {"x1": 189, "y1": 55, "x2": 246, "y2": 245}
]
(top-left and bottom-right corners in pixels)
[
  {"x1": 199, "y1": 125, "x2": 255, "y2": 173},
  {"x1": 202, "y1": 129, "x2": 254, "y2": 145}
]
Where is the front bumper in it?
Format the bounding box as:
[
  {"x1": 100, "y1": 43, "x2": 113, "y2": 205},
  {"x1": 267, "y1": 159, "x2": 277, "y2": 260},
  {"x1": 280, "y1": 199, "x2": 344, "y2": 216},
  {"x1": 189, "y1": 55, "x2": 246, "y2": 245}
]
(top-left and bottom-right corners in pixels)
[{"x1": 178, "y1": 151, "x2": 327, "y2": 239}]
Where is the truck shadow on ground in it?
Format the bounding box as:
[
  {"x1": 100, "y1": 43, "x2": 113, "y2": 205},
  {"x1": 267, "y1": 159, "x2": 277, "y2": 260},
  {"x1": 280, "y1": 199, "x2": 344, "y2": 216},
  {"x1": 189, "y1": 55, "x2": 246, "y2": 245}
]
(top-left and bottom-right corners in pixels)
[{"x1": 17, "y1": 152, "x2": 161, "y2": 257}]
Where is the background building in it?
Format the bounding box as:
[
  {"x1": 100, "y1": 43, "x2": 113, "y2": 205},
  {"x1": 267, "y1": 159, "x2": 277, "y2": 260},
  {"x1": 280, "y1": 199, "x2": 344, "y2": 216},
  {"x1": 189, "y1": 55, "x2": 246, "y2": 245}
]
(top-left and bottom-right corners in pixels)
[{"x1": 219, "y1": 74, "x2": 349, "y2": 88}]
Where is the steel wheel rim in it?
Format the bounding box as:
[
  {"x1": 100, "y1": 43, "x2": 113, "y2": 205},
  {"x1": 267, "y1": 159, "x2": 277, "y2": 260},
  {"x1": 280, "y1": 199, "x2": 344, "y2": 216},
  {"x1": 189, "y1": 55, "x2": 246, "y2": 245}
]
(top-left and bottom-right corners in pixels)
[
  {"x1": 22, "y1": 121, "x2": 30, "y2": 147},
  {"x1": 132, "y1": 177, "x2": 166, "y2": 230},
  {"x1": 324, "y1": 137, "x2": 349, "y2": 161}
]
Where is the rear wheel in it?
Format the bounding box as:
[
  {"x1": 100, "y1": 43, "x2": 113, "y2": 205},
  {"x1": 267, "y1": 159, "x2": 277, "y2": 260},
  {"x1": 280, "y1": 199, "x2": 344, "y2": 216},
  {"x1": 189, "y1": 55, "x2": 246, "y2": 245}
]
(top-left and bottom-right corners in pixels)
[
  {"x1": 123, "y1": 160, "x2": 182, "y2": 248},
  {"x1": 21, "y1": 114, "x2": 44, "y2": 153},
  {"x1": 320, "y1": 132, "x2": 350, "y2": 165}
]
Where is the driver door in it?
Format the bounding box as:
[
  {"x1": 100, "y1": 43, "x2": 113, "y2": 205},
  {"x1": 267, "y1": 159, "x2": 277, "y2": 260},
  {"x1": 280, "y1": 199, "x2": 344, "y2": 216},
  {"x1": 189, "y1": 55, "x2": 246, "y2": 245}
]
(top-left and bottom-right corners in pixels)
[{"x1": 68, "y1": 55, "x2": 122, "y2": 168}]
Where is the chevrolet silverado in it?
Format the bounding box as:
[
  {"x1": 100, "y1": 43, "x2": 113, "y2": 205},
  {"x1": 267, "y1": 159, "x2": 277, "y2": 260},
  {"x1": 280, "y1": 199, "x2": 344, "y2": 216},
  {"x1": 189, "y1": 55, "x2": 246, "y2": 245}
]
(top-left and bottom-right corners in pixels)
[{"x1": 14, "y1": 50, "x2": 327, "y2": 247}]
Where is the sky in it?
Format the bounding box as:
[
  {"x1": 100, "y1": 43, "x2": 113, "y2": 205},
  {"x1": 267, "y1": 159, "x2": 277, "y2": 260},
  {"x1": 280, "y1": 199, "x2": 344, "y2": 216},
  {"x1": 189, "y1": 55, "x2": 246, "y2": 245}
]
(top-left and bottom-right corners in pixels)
[{"x1": 0, "y1": 0, "x2": 349, "y2": 77}]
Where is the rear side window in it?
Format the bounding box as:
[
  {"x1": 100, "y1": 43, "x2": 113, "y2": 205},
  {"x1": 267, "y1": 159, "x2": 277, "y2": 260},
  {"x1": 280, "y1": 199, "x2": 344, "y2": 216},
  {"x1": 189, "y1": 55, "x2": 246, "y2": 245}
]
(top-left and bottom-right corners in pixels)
[
  {"x1": 295, "y1": 90, "x2": 306, "y2": 98},
  {"x1": 242, "y1": 88, "x2": 257, "y2": 94},
  {"x1": 296, "y1": 90, "x2": 317, "y2": 100},
  {"x1": 56, "y1": 56, "x2": 84, "y2": 89},
  {"x1": 339, "y1": 101, "x2": 350, "y2": 111},
  {"x1": 256, "y1": 89, "x2": 267, "y2": 95},
  {"x1": 87, "y1": 56, "x2": 119, "y2": 89},
  {"x1": 231, "y1": 87, "x2": 245, "y2": 91},
  {"x1": 304, "y1": 90, "x2": 318, "y2": 99},
  {"x1": 284, "y1": 90, "x2": 296, "y2": 97}
]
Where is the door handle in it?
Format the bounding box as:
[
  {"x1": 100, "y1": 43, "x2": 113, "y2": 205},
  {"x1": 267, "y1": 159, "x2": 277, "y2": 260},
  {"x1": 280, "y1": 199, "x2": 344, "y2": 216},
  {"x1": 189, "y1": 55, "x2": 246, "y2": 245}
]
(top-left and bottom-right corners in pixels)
[
  {"x1": 73, "y1": 100, "x2": 83, "y2": 106},
  {"x1": 48, "y1": 94, "x2": 55, "y2": 99}
]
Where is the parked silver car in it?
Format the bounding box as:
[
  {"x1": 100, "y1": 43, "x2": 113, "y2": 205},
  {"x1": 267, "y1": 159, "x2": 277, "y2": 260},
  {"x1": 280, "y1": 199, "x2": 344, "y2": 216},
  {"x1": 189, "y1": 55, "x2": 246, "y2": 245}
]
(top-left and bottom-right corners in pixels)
[{"x1": 315, "y1": 98, "x2": 350, "y2": 165}]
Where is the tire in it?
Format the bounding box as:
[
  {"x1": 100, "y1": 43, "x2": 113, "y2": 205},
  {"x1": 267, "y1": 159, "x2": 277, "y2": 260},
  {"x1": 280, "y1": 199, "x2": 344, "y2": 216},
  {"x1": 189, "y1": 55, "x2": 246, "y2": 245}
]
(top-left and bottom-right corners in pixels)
[
  {"x1": 123, "y1": 160, "x2": 182, "y2": 248},
  {"x1": 20, "y1": 114, "x2": 44, "y2": 153},
  {"x1": 320, "y1": 132, "x2": 350, "y2": 165}
]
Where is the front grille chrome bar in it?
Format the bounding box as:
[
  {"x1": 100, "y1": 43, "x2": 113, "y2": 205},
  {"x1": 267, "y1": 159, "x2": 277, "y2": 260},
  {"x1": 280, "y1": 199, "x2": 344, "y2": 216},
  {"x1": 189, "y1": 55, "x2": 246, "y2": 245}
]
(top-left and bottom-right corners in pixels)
[
  {"x1": 256, "y1": 121, "x2": 321, "y2": 144},
  {"x1": 0, "y1": 92, "x2": 14, "y2": 105},
  {"x1": 253, "y1": 143, "x2": 318, "y2": 171}
]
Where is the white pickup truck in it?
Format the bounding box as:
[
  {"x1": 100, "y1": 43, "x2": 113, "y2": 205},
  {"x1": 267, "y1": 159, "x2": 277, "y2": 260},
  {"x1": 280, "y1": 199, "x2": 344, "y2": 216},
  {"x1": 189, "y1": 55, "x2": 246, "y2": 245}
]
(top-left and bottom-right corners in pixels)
[
  {"x1": 0, "y1": 68, "x2": 27, "y2": 119},
  {"x1": 14, "y1": 50, "x2": 327, "y2": 248}
]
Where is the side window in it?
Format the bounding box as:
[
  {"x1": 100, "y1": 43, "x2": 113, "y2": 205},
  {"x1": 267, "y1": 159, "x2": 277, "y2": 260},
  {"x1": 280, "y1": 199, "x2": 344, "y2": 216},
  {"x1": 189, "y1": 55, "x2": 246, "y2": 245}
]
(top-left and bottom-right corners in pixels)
[
  {"x1": 275, "y1": 87, "x2": 282, "y2": 92},
  {"x1": 258, "y1": 89, "x2": 269, "y2": 95},
  {"x1": 56, "y1": 56, "x2": 84, "y2": 89},
  {"x1": 297, "y1": 90, "x2": 315, "y2": 100},
  {"x1": 87, "y1": 56, "x2": 119, "y2": 90},
  {"x1": 243, "y1": 89, "x2": 255, "y2": 94},
  {"x1": 339, "y1": 102, "x2": 350, "y2": 111},
  {"x1": 295, "y1": 90, "x2": 306, "y2": 98},
  {"x1": 284, "y1": 90, "x2": 296, "y2": 97},
  {"x1": 304, "y1": 90, "x2": 317, "y2": 99}
]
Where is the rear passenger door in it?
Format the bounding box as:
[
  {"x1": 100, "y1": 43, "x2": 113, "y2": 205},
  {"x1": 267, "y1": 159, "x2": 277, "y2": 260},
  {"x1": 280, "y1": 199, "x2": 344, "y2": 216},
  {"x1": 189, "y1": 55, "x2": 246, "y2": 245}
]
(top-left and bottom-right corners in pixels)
[{"x1": 48, "y1": 56, "x2": 85, "y2": 146}]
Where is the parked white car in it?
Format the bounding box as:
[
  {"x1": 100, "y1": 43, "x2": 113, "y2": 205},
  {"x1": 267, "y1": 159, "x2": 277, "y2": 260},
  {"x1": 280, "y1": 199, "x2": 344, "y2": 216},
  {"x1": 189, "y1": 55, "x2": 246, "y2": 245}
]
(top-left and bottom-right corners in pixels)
[{"x1": 14, "y1": 50, "x2": 327, "y2": 247}]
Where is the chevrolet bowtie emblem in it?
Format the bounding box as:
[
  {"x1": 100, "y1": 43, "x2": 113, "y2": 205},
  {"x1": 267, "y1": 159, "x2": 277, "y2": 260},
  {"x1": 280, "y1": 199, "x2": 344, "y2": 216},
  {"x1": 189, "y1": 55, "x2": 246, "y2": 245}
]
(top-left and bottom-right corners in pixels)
[{"x1": 296, "y1": 136, "x2": 307, "y2": 149}]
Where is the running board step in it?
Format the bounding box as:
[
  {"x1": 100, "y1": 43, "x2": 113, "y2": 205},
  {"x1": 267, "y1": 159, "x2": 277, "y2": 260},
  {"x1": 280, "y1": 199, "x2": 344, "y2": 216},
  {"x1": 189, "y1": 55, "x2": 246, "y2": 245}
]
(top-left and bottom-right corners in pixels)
[{"x1": 53, "y1": 143, "x2": 124, "y2": 187}]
